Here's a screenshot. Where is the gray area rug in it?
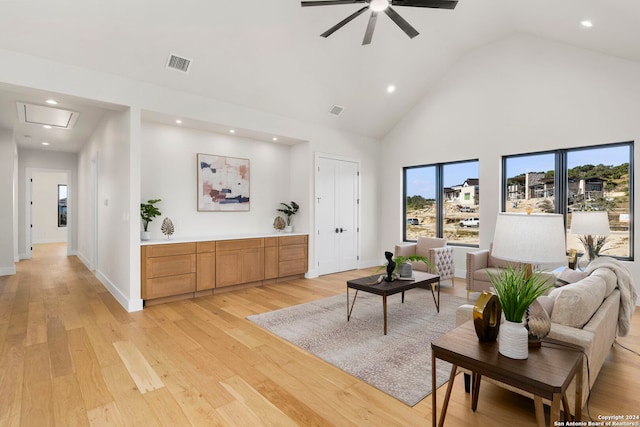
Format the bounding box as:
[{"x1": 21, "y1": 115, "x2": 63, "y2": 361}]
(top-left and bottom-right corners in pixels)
[{"x1": 247, "y1": 288, "x2": 468, "y2": 406}]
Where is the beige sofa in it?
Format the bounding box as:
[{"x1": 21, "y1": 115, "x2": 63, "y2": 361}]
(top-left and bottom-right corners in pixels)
[{"x1": 456, "y1": 265, "x2": 624, "y2": 410}]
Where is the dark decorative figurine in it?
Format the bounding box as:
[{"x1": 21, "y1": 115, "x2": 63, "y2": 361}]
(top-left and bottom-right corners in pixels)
[{"x1": 384, "y1": 251, "x2": 396, "y2": 282}]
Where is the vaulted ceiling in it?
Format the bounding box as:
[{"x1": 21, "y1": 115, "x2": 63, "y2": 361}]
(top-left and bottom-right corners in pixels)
[{"x1": 1, "y1": 0, "x2": 639, "y2": 150}]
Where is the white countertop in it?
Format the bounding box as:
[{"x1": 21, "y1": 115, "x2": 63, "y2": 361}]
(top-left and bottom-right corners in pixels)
[{"x1": 140, "y1": 231, "x2": 308, "y2": 246}]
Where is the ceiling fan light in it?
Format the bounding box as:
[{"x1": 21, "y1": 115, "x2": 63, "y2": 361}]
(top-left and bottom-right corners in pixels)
[{"x1": 369, "y1": 0, "x2": 389, "y2": 12}]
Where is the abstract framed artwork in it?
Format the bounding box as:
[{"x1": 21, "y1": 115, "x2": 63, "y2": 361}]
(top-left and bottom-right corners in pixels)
[{"x1": 197, "y1": 153, "x2": 250, "y2": 211}]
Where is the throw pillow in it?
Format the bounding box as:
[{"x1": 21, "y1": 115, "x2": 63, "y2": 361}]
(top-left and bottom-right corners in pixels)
[
  {"x1": 549, "y1": 275, "x2": 606, "y2": 328},
  {"x1": 555, "y1": 267, "x2": 588, "y2": 287},
  {"x1": 536, "y1": 295, "x2": 556, "y2": 317}
]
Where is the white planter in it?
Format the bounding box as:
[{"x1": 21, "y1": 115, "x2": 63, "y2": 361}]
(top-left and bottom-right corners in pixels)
[
  {"x1": 498, "y1": 320, "x2": 529, "y2": 359},
  {"x1": 284, "y1": 225, "x2": 293, "y2": 233},
  {"x1": 141, "y1": 231, "x2": 151, "y2": 241}
]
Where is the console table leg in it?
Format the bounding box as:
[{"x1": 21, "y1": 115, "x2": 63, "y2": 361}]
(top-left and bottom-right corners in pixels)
[
  {"x1": 437, "y1": 364, "x2": 458, "y2": 427},
  {"x1": 534, "y1": 396, "x2": 545, "y2": 427},
  {"x1": 471, "y1": 372, "x2": 481, "y2": 411},
  {"x1": 383, "y1": 294, "x2": 388, "y2": 335}
]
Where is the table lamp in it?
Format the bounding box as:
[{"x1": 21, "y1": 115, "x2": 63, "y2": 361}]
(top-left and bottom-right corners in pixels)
[{"x1": 489, "y1": 212, "x2": 566, "y2": 358}]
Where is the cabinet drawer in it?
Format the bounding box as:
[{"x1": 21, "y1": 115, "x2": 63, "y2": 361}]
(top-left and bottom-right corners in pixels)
[
  {"x1": 216, "y1": 238, "x2": 264, "y2": 251},
  {"x1": 197, "y1": 241, "x2": 216, "y2": 253},
  {"x1": 145, "y1": 243, "x2": 196, "y2": 258},
  {"x1": 143, "y1": 273, "x2": 195, "y2": 299},
  {"x1": 279, "y1": 235, "x2": 307, "y2": 246},
  {"x1": 279, "y1": 259, "x2": 307, "y2": 277},
  {"x1": 146, "y1": 254, "x2": 196, "y2": 278},
  {"x1": 279, "y1": 245, "x2": 306, "y2": 261}
]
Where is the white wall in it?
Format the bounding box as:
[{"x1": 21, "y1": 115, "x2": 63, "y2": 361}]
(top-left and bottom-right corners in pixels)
[
  {"x1": 141, "y1": 122, "x2": 293, "y2": 238},
  {"x1": 78, "y1": 109, "x2": 136, "y2": 310},
  {"x1": 31, "y1": 171, "x2": 68, "y2": 244},
  {"x1": 380, "y1": 34, "x2": 640, "y2": 303},
  {"x1": 17, "y1": 148, "x2": 78, "y2": 257},
  {"x1": 0, "y1": 48, "x2": 380, "y2": 309},
  {"x1": 0, "y1": 128, "x2": 16, "y2": 275}
]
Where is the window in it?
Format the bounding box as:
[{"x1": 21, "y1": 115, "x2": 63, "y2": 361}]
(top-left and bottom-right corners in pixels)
[
  {"x1": 502, "y1": 142, "x2": 633, "y2": 260},
  {"x1": 58, "y1": 184, "x2": 67, "y2": 227},
  {"x1": 404, "y1": 160, "x2": 479, "y2": 246}
]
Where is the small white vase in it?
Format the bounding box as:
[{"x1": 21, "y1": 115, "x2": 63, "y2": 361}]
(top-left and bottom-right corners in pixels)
[
  {"x1": 284, "y1": 225, "x2": 293, "y2": 233},
  {"x1": 141, "y1": 231, "x2": 151, "y2": 241},
  {"x1": 499, "y1": 320, "x2": 529, "y2": 359}
]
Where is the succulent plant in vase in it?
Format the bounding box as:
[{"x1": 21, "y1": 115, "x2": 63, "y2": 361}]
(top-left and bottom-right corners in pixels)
[{"x1": 277, "y1": 201, "x2": 299, "y2": 232}]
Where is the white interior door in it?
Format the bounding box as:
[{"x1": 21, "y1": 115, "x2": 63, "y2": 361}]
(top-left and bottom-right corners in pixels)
[{"x1": 316, "y1": 155, "x2": 359, "y2": 275}]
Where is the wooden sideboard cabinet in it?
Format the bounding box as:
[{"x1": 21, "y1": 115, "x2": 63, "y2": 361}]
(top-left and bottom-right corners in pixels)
[
  {"x1": 141, "y1": 243, "x2": 196, "y2": 300},
  {"x1": 196, "y1": 241, "x2": 216, "y2": 292},
  {"x1": 278, "y1": 235, "x2": 308, "y2": 277},
  {"x1": 215, "y1": 238, "x2": 265, "y2": 288},
  {"x1": 141, "y1": 234, "x2": 308, "y2": 306}
]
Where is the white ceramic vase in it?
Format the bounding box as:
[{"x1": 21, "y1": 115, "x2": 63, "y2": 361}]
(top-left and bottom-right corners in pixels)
[
  {"x1": 141, "y1": 231, "x2": 151, "y2": 241},
  {"x1": 498, "y1": 320, "x2": 529, "y2": 359},
  {"x1": 284, "y1": 225, "x2": 293, "y2": 233}
]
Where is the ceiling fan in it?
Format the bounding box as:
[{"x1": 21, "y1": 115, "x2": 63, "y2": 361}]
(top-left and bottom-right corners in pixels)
[{"x1": 301, "y1": 0, "x2": 458, "y2": 45}]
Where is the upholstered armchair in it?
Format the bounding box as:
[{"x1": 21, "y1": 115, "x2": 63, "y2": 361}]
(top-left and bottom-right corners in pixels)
[
  {"x1": 394, "y1": 237, "x2": 455, "y2": 286},
  {"x1": 465, "y1": 244, "x2": 556, "y2": 300}
]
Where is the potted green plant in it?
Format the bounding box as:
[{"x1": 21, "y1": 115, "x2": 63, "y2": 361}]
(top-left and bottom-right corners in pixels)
[
  {"x1": 277, "y1": 201, "x2": 299, "y2": 232},
  {"x1": 487, "y1": 266, "x2": 551, "y2": 359},
  {"x1": 394, "y1": 254, "x2": 437, "y2": 278},
  {"x1": 140, "y1": 199, "x2": 162, "y2": 241},
  {"x1": 378, "y1": 254, "x2": 437, "y2": 280}
]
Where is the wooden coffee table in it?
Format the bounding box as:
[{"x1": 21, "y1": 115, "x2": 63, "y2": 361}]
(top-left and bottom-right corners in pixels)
[
  {"x1": 346, "y1": 271, "x2": 440, "y2": 335},
  {"x1": 431, "y1": 321, "x2": 583, "y2": 427}
]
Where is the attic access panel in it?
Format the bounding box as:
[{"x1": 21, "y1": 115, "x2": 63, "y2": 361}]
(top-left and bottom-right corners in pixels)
[{"x1": 17, "y1": 102, "x2": 80, "y2": 129}]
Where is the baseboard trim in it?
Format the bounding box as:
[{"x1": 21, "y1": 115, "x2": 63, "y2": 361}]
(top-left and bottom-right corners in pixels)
[
  {"x1": 76, "y1": 252, "x2": 92, "y2": 271},
  {"x1": 0, "y1": 266, "x2": 17, "y2": 276},
  {"x1": 95, "y1": 270, "x2": 143, "y2": 313},
  {"x1": 19, "y1": 253, "x2": 31, "y2": 260}
]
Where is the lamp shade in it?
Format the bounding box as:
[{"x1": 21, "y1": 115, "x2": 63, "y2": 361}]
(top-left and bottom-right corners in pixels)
[
  {"x1": 491, "y1": 213, "x2": 566, "y2": 265},
  {"x1": 570, "y1": 211, "x2": 611, "y2": 236}
]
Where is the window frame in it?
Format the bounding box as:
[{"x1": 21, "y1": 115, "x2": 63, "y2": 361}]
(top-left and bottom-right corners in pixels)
[
  {"x1": 403, "y1": 159, "x2": 480, "y2": 247},
  {"x1": 501, "y1": 141, "x2": 634, "y2": 261}
]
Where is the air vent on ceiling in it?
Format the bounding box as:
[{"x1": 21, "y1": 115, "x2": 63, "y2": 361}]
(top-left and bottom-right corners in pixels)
[
  {"x1": 166, "y1": 53, "x2": 192, "y2": 73},
  {"x1": 328, "y1": 104, "x2": 345, "y2": 116},
  {"x1": 16, "y1": 102, "x2": 79, "y2": 129}
]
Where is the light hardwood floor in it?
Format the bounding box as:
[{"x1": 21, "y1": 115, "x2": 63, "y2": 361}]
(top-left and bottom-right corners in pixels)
[{"x1": 1, "y1": 243, "x2": 638, "y2": 426}]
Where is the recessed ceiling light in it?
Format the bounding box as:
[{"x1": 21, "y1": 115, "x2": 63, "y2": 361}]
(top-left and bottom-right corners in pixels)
[
  {"x1": 272, "y1": 137, "x2": 278, "y2": 141},
  {"x1": 43, "y1": 125, "x2": 52, "y2": 129},
  {"x1": 45, "y1": 99, "x2": 58, "y2": 105},
  {"x1": 175, "y1": 119, "x2": 182, "y2": 124},
  {"x1": 387, "y1": 85, "x2": 396, "y2": 93},
  {"x1": 369, "y1": 0, "x2": 389, "y2": 12},
  {"x1": 230, "y1": 129, "x2": 236, "y2": 134},
  {"x1": 41, "y1": 142, "x2": 50, "y2": 146},
  {"x1": 581, "y1": 20, "x2": 593, "y2": 28}
]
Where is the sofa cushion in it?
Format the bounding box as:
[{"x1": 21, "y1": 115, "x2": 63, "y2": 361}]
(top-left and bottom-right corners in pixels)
[
  {"x1": 415, "y1": 237, "x2": 446, "y2": 257},
  {"x1": 589, "y1": 268, "x2": 618, "y2": 297},
  {"x1": 556, "y1": 268, "x2": 588, "y2": 287},
  {"x1": 536, "y1": 295, "x2": 556, "y2": 317},
  {"x1": 549, "y1": 275, "x2": 607, "y2": 328},
  {"x1": 473, "y1": 267, "x2": 505, "y2": 285}
]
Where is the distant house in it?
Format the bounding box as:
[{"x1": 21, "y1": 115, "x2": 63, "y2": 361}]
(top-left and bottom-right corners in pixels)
[{"x1": 508, "y1": 172, "x2": 605, "y2": 203}]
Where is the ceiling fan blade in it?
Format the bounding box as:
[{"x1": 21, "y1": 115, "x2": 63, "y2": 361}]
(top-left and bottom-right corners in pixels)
[
  {"x1": 384, "y1": 7, "x2": 419, "y2": 39},
  {"x1": 391, "y1": 0, "x2": 458, "y2": 9},
  {"x1": 302, "y1": 0, "x2": 366, "y2": 6},
  {"x1": 320, "y1": 6, "x2": 369, "y2": 38},
  {"x1": 362, "y1": 11, "x2": 378, "y2": 45}
]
